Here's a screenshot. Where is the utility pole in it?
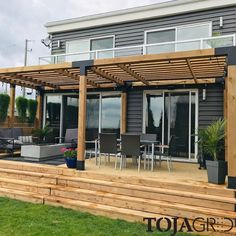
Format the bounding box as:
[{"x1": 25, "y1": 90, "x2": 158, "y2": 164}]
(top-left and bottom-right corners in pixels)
[{"x1": 23, "y1": 39, "x2": 33, "y2": 97}]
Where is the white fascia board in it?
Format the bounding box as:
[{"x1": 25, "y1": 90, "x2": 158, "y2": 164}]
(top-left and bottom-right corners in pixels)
[{"x1": 45, "y1": 0, "x2": 236, "y2": 34}]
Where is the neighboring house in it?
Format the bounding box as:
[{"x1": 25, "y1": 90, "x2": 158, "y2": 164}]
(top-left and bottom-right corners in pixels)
[{"x1": 40, "y1": 0, "x2": 236, "y2": 162}]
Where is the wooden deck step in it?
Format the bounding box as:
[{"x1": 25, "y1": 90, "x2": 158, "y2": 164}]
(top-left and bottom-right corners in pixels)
[
  {"x1": 0, "y1": 187, "x2": 44, "y2": 203},
  {"x1": 0, "y1": 177, "x2": 52, "y2": 195},
  {"x1": 57, "y1": 175, "x2": 236, "y2": 211},
  {"x1": 51, "y1": 186, "x2": 236, "y2": 223},
  {"x1": 0, "y1": 167, "x2": 235, "y2": 212},
  {"x1": 44, "y1": 196, "x2": 236, "y2": 235},
  {"x1": 0, "y1": 160, "x2": 233, "y2": 199}
]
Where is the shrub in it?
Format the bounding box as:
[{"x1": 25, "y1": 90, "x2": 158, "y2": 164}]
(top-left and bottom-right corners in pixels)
[
  {"x1": 28, "y1": 99, "x2": 38, "y2": 123},
  {"x1": 0, "y1": 94, "x2": 10, "y2": 122},
  {"x1": 16, "y1": 96, "x2": 28, "y2": 122}
]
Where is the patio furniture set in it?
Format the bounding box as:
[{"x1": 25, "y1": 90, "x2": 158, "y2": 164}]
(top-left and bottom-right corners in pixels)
[
  {"x1": 0, "y1": 127, "x2": 175, "y2": 171},
  {"x1": 98, "y1": 133, "x2": 175, "y2": 172}
]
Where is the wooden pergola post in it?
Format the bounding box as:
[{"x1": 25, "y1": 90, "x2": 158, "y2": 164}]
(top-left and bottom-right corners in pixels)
[
  {"x1": 9, "y1": 84, "x2": 15, "y2": 127},
  {"x1": 226, "y1": 65, "x2": 236, "y2": 189},
  {"x1": 36, "y1": 90, "x2": 43, "y2": 129},
  {"x1": 77, "y1": 74, "x2": 87, "y2": 170},
  {"x1": 121, "y1": 92, "x2": 127, "y2": 134}
]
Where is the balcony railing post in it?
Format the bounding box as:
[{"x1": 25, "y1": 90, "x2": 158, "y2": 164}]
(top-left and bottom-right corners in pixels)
[
  {"x1": 143, "y1": 45, "x2": 146, "y2": 55},
  {"x1": 200, "y1": 39, "x2": 203, "y2": 49}
]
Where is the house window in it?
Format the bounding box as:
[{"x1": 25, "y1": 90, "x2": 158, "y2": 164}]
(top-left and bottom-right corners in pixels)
[
  {"x1": 146, "y1": 29, "x2": 176, "y2": 53},
  {"x1": 66, "y1": 36, "x2": 114, "y2": 61},
  {"x1": 146, "y1": 22, "x2": 211, "y2": 54}
]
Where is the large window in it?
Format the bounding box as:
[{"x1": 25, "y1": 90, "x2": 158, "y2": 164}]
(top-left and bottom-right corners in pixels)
[
  {"x1": 66, "y1": 36, "x2": 114, "y2": 61},
  {"x1": 44, "y1": 92, "x2": 121, "y2": 141},
  {"x1": 101, "y1": 95, "x2": 121, "y2": 135},
  {"x1": 146, "y1": 22, "x2": 211, "y2": 54}
]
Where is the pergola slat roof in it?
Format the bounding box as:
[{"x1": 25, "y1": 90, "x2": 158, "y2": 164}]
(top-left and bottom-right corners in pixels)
[{"x1": 0, "y1": 49, "x2": 227, "y2": 90}]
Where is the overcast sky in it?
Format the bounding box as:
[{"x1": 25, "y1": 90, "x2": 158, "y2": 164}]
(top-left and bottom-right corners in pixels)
[{"x1": 0, "y1": 0, "x2": 171, "y2": 68}]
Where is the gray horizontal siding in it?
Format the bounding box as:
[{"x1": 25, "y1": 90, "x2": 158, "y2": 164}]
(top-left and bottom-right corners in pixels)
[
  {"x1": 198, "y1": 86, "x2": 224, "y2": 128},
  {"x1": 126, "y1": 90, "x2": 143, "y2": 133},
  {"x1": 51, "y1": 6, "x2": 236, "y2": 54}
]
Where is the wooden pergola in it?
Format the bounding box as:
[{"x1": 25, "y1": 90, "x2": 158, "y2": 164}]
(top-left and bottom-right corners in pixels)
[{"x1": 0, "y1": 47, "x2": 235, "y2": 188}]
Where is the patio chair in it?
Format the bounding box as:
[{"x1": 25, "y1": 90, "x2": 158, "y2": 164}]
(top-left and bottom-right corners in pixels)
[
  {"x1": 55, "y1": 128, "x2": 78, "y2": 148},
  {"x1": 120, "y1": 134, "x2": 143, "y2": 171},
  {"x1": 98, "y1": 133, "x2": 118, "y2": 167},
  {"x1": 140, "y1": 133, "x2": 157, "y2": 170},
  {"x1": 154, "y1": 135, "x2": 176, "y2": 172}
]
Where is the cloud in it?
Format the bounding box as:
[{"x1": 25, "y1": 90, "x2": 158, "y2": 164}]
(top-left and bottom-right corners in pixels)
[{"x1": 0, "y1": 0, "x2": 170, "y2": 68}]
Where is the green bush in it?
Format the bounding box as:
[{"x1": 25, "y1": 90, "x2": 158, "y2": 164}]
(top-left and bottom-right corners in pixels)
[
  {"x1": 16, "y1": 96, "x2": 28, "y2": 122},
  {"x1": 28, "y1": 99, "x2": 38, "y2": 123},
  {"x1": 0, "y1": 94, "x2": 10, "y2": 122}
]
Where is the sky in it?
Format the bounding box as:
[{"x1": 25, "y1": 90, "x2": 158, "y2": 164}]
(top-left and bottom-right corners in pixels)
[{"x1": 0, "y1": 0, "x2": 171, "y2": 68}]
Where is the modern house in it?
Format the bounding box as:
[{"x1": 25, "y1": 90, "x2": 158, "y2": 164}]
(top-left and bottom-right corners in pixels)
[
  {"x1": 0, "y1": 0, "x2": 236, "y2": 187},
  {"x1": 40, "y1": 0, "x2": 235, "y2": 160}
]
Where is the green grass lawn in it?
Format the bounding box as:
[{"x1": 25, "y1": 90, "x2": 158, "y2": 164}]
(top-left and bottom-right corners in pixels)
[{"x1": 0, "y1": 197, "x2": 198, "y2": 236}]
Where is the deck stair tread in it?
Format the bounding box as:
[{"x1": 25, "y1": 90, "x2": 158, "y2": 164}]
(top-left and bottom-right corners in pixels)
[
  {"x1": 0, "y1": 160, "x2": 235, "y2": 235},
  {"x1": 0, "y1": 176, "x2": 235, "y2": 219},
  {"x1": 0, "y1": 168, "x2": 234, "y2": 205},
  {"x1": 51, "y1": 186, "x2": 236, "y2": 218},
  {"x1": 0, "y1": 187, "x2": 234, "y2": 235},
  {"x1": 0, "y1": 161, "x2": 234, "y2": 196}
]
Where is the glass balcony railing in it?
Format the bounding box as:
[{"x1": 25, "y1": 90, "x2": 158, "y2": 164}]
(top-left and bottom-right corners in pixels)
[{"x1": 38, "y1": 34, "x2": 236, "y2": 65}]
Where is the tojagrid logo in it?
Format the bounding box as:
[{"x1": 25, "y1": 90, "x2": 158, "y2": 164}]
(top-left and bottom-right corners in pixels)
[{"x1": 143, "y1": 217, "x2": 236, "y2": 235}]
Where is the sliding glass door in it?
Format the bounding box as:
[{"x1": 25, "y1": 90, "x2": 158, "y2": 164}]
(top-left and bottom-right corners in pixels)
[{"x1": 144, "y1": 90, "x2": 198, "y2": 160}]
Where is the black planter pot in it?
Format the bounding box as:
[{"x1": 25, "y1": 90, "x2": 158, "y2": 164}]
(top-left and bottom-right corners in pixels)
[
  {"x1": 65, "y1": 157, "x2": 77, "y2": 169},
  {"x1": 206, "y1": 160, "x2": 227, "y2": 184}
]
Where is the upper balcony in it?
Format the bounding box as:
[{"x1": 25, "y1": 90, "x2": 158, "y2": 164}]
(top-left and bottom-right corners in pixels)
[{"x1": 39, "y1": 34, "x2": 236, "y2": 65}]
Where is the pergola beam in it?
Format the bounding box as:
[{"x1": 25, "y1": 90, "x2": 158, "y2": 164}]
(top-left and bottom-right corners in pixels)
[
  {"x1": 58, "y1": 69, "x2": 100, "y2": 88},
  {"x1": 117, "y1": 64, "x2": 149, "y2": 86},
  {"x1": 90, "y1": 67, "x2": 124, "y2": 85},
  {"x1": 186, "y1": 59, "x2": 198, "y2": 84}
]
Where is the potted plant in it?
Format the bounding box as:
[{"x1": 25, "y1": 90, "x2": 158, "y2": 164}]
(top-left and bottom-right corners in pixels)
[
  {"x1": 61, "y1": 148, "x2": 77, "y2": 168},
  {"x1": 198, "y1": 119, "x2": 227, "y2": 184},
  {"x1": 32, "y1": 124, "x2": 53, "y2": 144}
]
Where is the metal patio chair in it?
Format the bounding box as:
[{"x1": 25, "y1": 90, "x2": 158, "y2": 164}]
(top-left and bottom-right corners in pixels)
[
  {"x1": 120, "y1": 134, "x2": 143, "y2": 171},
  {"x1": 98, "y1": 133, "x2": 118, "y2": 167}
]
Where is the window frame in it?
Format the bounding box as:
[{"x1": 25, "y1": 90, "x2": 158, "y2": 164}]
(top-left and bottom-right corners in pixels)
[
  {"x1": 144, "y1": 22, "x2": 212, "y2": 45},
  {"x1": 65, "y1": 35, "x2": 115, "y2": 54}
]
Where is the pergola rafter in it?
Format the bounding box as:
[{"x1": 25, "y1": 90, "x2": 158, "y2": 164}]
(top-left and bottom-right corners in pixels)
[
  {"x1": 9, "y1": 74, "x2": 59, "y2": 89},
  {"x1": 117, "y1": 64, "x2": 149, "y2": 85},
  {"x1": 90, "y1": 67, "x2": 124, "y2": 85}
]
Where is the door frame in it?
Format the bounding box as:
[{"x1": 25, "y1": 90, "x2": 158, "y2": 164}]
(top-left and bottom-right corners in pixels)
[{"x1": 143, "y1": 89, "x2": 199, "y2": 161}]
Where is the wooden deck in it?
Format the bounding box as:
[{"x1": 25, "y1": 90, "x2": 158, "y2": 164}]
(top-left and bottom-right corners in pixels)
[{"x1": 0, "y1": 159, "x2": 234, "y2": 235}]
